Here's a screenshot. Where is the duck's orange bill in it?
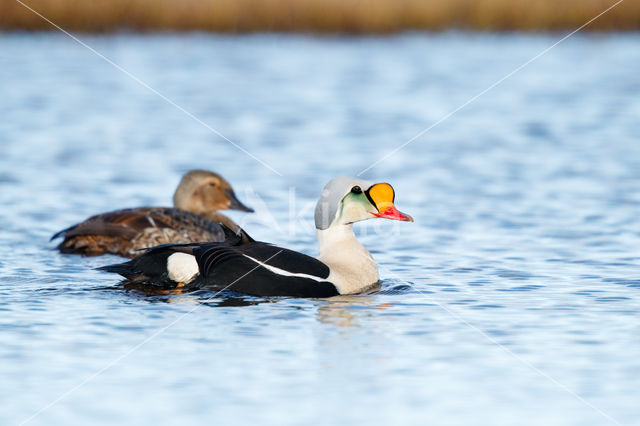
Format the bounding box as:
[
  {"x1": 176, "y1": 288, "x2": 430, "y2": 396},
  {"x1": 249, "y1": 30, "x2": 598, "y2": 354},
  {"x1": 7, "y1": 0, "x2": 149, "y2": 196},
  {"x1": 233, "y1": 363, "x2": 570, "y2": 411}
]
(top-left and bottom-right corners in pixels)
[
  {"x1": 367, "y1": 183, "x2": 414, "y2": 222},
  {"x1": 373, "y1": 205, "x2": 414, "y2": 221}
]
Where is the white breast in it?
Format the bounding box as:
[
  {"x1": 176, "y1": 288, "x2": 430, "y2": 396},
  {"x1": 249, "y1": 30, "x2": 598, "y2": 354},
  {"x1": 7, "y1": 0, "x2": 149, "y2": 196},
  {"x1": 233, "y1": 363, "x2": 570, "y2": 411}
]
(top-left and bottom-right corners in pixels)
[{"x1": 316, "y1": 225, "x2": 379, "y2": 294}]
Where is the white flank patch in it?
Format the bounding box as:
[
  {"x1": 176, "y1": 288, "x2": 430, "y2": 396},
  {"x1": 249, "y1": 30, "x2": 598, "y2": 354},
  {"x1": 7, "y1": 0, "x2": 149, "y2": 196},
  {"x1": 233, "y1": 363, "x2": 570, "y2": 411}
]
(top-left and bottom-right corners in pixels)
[
  {"x1": 242, "y1": 254, "x2": 326, "y2": 282},
  {"x1": 167, "y1": 253, "x2": 199, "y2": 283}
]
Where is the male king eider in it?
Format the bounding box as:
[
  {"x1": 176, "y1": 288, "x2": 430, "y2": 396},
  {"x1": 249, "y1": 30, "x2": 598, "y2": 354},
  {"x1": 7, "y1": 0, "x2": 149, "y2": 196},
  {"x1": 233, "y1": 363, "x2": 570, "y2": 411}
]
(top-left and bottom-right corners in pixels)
[
  {"x1": 51, "y1": 170, "x2": 253, "y2": 258},
  {"x1": 98, "y1": 176, "x2": 413, "y2": 297}
]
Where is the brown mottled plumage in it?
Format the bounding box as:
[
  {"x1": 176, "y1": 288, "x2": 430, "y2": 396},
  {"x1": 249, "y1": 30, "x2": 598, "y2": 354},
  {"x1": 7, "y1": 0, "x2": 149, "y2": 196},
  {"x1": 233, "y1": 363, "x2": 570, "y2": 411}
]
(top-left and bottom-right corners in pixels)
[{"x1": 52, "y1": 170, "x2": 253, "y2": 258}]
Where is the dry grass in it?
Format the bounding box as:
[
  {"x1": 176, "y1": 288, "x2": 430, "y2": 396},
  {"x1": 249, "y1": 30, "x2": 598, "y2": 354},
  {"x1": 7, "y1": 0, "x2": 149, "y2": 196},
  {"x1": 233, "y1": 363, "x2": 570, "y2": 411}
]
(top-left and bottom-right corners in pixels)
[{"x1": 1, "y1": 0, "x2": 639, "y2": 33}]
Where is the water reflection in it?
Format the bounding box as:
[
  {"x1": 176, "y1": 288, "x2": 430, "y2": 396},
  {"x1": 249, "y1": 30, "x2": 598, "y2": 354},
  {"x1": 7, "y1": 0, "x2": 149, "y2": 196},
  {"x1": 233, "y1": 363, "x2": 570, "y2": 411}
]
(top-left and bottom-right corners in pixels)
[
  {"x1": 122, "y1": 280, "x2": 277, "y2": 306},
  {"x1": 122, "y1": 279, "x2": 391, "y2": 324},
  {"x1": 316, "y1": 282, "x2": 396, "y2": 327},
  {"x1": 317, "y1": 295, "x2": 374, "y2": 327}
]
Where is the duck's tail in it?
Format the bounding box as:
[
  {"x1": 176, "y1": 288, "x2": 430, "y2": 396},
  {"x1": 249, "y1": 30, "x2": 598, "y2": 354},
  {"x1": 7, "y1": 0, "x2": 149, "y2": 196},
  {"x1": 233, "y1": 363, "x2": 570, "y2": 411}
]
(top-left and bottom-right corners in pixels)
[
  {"x1": 96, "y1": 262, "x2": 133, "y2": 275},
  {"x1": 50, "y1": 225, "x2": 74, "y2": 241},
  {"x1": 96, "y1": 260, "x2": 141, "y2": 281},
  {"x1": 97, "y1": 243, "x2": 197, "y2": 284}
]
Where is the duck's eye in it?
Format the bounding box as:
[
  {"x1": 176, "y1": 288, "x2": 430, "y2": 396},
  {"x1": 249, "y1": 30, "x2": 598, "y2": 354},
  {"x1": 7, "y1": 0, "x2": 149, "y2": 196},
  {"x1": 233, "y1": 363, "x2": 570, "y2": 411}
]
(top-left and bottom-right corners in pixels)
[
  {"x1": 351, "y1": 185, "x2": 362, "y2": 194},
  {"x1": 209, "y1": 182, "x2": 218, "y2": 187}
]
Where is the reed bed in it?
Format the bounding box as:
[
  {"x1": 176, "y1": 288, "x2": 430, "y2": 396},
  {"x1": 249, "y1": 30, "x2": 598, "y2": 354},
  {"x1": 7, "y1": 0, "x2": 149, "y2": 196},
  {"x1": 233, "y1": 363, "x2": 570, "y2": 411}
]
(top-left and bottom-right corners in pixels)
[{"x1": 1, "y1": 0, "x2": 639, "y2": 33}]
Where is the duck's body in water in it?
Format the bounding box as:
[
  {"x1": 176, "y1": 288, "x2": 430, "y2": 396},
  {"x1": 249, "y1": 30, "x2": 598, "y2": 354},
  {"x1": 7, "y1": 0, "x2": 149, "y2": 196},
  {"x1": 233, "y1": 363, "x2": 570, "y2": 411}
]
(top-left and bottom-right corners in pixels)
[
  {"x1": 52, "y1": 170, "x2": 253, "y2": 258},
  {"x1": 99, "y1": 177, "x2": 413, "y2": 297}
]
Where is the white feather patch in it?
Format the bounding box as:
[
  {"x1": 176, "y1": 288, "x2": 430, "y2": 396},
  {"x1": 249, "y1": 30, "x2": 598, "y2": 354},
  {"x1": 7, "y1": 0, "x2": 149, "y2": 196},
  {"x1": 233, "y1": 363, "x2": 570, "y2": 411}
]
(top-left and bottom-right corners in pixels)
[
  {"x1": 167, "y1": 253, "x2": 199, "y2": 283},
  {"x1": 242, "y1": 254, "x2": 326, "y2": 282}
]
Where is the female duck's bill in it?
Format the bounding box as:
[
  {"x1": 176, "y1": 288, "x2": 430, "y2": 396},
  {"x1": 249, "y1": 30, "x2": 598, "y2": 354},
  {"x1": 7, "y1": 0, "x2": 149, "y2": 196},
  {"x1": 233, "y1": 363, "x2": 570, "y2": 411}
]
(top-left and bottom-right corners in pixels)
[
  {"x1": 52, "y1": 169, "x2": 253, "y2": 258},
  {"x1": 99, "y1": 176, "x2": 413, "y2": 298}
]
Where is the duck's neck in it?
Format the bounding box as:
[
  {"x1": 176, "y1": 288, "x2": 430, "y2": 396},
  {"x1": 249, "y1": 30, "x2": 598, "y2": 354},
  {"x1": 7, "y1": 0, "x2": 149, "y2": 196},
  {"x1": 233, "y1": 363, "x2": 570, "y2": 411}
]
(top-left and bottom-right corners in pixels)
[
  {"x1": 203, "y1": 211, "x2": 240, "y2": 231},
  {"x1": 173, "y1": 187, "x2": 197, "y2": 212},
  {"x1": 316, "y1": 224, "x2": 379, "y2": 295}
]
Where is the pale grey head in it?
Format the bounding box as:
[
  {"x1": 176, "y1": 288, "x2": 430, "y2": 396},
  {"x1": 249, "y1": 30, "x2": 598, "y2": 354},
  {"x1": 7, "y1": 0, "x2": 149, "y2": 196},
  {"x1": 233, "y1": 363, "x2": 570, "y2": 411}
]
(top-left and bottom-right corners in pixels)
[{"x1": 314, "y1": 176, "x2": 413, "y2": 230}]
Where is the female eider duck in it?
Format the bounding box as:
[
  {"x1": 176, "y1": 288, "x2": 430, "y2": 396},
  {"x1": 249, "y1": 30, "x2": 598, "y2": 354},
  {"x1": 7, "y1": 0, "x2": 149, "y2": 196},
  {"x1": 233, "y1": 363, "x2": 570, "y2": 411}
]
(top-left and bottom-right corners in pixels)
[
  {"x1": 99, "y1": 177, "x2": 412, "y2": 297},
  {"x1": 52, "y1": 169, "x2": 253, "y2": 258}
]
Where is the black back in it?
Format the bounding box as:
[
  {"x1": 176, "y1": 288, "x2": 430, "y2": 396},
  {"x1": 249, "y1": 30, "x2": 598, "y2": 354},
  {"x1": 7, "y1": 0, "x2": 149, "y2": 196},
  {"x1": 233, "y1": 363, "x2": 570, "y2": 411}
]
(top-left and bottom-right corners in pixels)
[
  {"x1": 192, "y1": 242, "x2": 336, "y2": 297},
  {"x1": 99, "y1": 226, "x2": 339, "y2": 298}
]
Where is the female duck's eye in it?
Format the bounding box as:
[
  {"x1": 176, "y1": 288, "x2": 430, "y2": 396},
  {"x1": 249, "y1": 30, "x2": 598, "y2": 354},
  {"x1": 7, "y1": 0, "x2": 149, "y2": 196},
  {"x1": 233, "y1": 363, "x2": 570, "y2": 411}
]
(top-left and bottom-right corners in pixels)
[
  {"x1": 351, "y1": 185, "x2": 362, "y2": 194},
  {"x1": 209, "y1": 182, "x2": 217, "y2": 187}
]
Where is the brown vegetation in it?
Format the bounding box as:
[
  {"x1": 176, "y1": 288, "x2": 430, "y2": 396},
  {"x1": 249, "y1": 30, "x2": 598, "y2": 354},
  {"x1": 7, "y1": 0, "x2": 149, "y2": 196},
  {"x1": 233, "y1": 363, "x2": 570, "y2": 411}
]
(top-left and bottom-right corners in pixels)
[{"x1": 1, "y1": 0, "x2": 639, "y2": 33}]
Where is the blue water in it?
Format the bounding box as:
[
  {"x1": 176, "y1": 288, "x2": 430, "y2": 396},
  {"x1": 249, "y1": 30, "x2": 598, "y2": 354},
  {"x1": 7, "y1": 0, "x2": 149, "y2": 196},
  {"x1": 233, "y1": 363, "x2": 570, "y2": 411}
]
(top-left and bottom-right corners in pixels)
[{"x1": 1, "y1": 32, "x2": 640, "y2": 425}]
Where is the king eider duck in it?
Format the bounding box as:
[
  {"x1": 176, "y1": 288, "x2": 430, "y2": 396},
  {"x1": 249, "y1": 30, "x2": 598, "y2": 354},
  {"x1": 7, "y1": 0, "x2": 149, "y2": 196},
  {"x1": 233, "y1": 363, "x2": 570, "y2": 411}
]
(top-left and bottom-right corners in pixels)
[
  {"x1": 98, "y1": 176, "x2": 413, "y2": 297},
  {"x1": 52, "y1": 170, "x2": 253, "y2": 258}
]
